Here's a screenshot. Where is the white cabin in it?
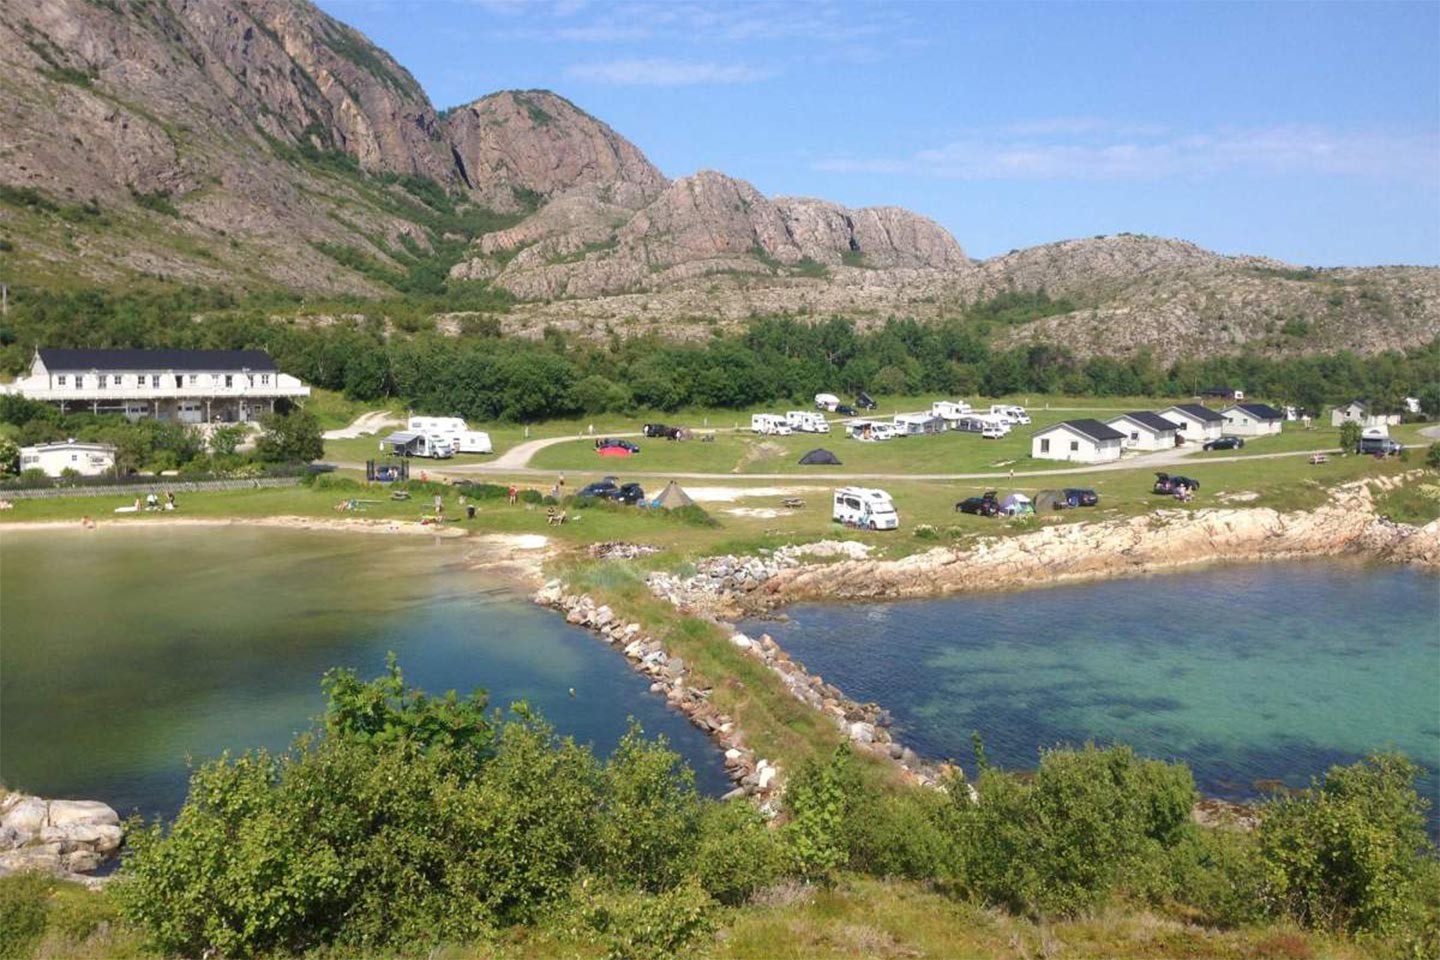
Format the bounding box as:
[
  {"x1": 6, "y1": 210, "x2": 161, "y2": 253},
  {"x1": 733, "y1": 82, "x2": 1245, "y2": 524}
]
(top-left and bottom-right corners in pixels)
[
  {"x1": 1031, "y1": 420, "x2": 1125, "y2": 463},
  {"x1": 1106, "y1": 412, "x2": 1179, "y2": 451},
  {"x1": 1222, "y1": 403, "x2": 1285, "y2": 436},
  {"x1": 19, "y1": 440, "x2": 117, "y2": 477},
  {"x1": 1159, "y1": 404, "x2": 1226, "y2": 444},
  {"x1": 1330, "y1": 401, "x2": 1401, "y2": 429}
]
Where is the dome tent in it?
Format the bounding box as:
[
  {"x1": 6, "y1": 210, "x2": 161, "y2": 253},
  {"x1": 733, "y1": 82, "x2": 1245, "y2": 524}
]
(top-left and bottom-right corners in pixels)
[
  {"x1": 652, "y1": 480, "x2": 695, "y2": 509},
  {"x1": 1000, "y1": 492, "x2": 1034, "y2": 516},
  {"x1": 798, "y1": 448, "x2": 842, "y2": 465}
]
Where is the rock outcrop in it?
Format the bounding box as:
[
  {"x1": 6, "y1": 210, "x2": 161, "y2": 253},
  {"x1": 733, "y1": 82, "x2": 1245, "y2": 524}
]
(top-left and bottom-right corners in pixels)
[{"x1": 0, "y1": 793, "x2": 123, "y2": 884}]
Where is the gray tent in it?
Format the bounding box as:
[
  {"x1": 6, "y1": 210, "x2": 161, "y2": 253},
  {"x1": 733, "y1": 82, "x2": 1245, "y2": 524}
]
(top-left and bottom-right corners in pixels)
[
  {"x1": 652, "y1": 480, "x2": 695, "y2": 509},
  {"x1": 1034, "y1": 489, "x2": 1067, "y2": 512},
  {"x1": 798, "y1": 448, "x2": 842, "y2": 465}
]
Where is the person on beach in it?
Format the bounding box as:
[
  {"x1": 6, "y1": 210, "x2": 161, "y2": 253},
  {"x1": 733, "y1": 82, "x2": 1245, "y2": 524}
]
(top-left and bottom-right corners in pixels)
[
  {"x1": 165, "y1": 491, "x2": 175, "y2": 510},
  {"x1": 81, "y1": 515, "x2": 95, "y2": 529},
  {"x1": 146, "y1": 492, "x2": 159, "y2": 510}
]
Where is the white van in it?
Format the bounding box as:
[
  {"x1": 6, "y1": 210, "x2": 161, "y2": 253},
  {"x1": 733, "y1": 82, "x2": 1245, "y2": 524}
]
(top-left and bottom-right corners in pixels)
[
  {"x1": 786, "y1": 411, "x2": 830, "y2": 434},
  {"x1": 814, "y1": 393, "x2": 841, "y2": 412},
  {"x1": 989, "y1": 404, "x2": 1031, "y2": 425},
  {"x1": 932, "y1": 400, "x2": 973, "y2": 422},
  {"x1": 832, "y1": 486, "x2": 900, "y2": 531},
  {"x1": 846, "y1": 420, "x2": 893, "y2": 442},
  {"x1": 752, "y1": 414, "x2": 792, "y2": 436}
]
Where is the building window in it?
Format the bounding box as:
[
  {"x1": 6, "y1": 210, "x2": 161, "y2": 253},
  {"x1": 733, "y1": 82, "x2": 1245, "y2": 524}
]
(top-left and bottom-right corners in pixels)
[
  {"x1": 1069, "y1": 440, "x2": 1079, "y2": 452},
  {"x1": 76, "y1": 377, "x2": 84, "y2": 390},
  {"x1": 98, "y1": 375, "x2": 107, "y2": 388},
  {"x1": 188, "y1": 375, "x2": 198, "y2": 385},
  {"x1": 1040, "y1": 438, "x2": 1050, "y2": 453},
  {"x1": 260, "y1": 374, "x2": 270, "y2": 385},
  {"x1": 224, "y1": 374, "x2": 233, "y2": 387},
  {"x1": 1130, "y1": 432, "x2": 1139, "y2": 442},
  {"x1": 152, "y1": 375, "x2": 161, "y2": 387}
]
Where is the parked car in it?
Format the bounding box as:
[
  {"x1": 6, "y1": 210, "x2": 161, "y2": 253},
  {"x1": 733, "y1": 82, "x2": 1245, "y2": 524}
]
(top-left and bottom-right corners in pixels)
[
  {"x1": 835, "y1": 404, "x2": 858, "y2": 416},
  {"x1": 856, "y1": 392, "x2": 878, "y2": 410},
  {"x1": 605, "y1": 482, "x2": 647, "y2": 505},
  {"x1": 578, "y1": 478, "x2": 619, "y2": 498},
  {"x1": 642, "y1": 423, "x2": 670, "y2": 438},
  {"x1": 1153, "y1": 473, "x2": 1201, "y2": 494},
  {"x1": 595, "y1": 438, "x2": 640, "y2": 453},
  {"x1": 1064, "y1": 488, "x2": 1099, "y2": 507},
  {"x1": 1203, "y1": 436, "x2": 1245, "y2": 451},
  {"x1": 980, "y1": 423, "x2": 1009, "y2": 440},
  {"x1": 955, "y1": 491, "x2": 1001, "y2": 516}
]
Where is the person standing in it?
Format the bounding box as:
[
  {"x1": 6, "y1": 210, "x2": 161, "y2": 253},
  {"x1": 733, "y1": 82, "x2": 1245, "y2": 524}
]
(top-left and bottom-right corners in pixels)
[{"x1": 508, "y1": 484, "x2": 518, "y2": 505}]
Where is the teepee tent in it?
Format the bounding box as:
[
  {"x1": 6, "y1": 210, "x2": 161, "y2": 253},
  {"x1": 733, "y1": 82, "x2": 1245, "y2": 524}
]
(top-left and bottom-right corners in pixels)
[
  {"x1": 798, "y1": 448, "x2": 842, "y2": 465},
  {"x1": 652, "y1": 480, "x2": 695, "y2": 509}
]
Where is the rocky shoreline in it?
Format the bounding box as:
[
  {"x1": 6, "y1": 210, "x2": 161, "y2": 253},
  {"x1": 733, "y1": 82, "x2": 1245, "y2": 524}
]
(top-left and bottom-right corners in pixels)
[{"x1": 0, "y1": 793, "x2": 123, "y2": 887}]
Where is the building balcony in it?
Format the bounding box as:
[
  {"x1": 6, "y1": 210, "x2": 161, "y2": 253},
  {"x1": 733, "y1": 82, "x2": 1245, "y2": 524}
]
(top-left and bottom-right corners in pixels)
[{"x1": 7, "y1": 383, "x2": 311, "y2": 402}]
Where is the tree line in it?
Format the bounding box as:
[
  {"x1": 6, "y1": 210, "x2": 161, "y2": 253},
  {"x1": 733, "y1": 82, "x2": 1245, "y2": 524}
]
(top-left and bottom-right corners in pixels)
[{"x1": 3, "y1": 288, "x2": 1437, "y2": 424}]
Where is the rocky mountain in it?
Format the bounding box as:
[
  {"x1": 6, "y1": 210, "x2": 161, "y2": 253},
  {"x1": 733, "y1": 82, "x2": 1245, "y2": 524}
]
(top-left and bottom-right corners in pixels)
[{"x1": 0, "y1": 0, "x2": 1435, "y2": 362}]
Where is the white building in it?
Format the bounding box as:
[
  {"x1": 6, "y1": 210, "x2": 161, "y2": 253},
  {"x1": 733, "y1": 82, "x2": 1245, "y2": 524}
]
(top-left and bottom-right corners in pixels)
[
  {"x1": 1330, "y1": 400, "x2": 1401, "y2": 429},
  {"x1": 6, "y1": 348, "x2": 310, "y2": 423},
  {"x1": 1030, "y1": 419, "x2": 1125, "y2": 463},
  {"x1": 1222, "y1": 403, "x2": 1285, "y2": 437},
  {"x1": 19, "y1": 440, "x2": 116, "y2": 477},
  {"x1": 1106, "y1": 411, "x2": 1179, "y2": 451},
  {"x1": 1160, "y1": 404, "x2": 1227, "y2": 444}
]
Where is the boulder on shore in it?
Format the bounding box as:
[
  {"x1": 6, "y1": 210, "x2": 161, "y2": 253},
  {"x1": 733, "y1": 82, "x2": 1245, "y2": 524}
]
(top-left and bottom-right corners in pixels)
[{"x1": 0, "y1": 792, "x2": 123, "y2": 883}]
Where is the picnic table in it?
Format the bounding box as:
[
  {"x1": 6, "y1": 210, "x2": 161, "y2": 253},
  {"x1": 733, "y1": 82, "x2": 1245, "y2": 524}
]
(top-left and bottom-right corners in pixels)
[
  {"x1": 1308, "y1": 454, "x2": 1329, "y2": 465},
  {"x1": 781, "y1": 497, "x2": 806, "y2": 510}
]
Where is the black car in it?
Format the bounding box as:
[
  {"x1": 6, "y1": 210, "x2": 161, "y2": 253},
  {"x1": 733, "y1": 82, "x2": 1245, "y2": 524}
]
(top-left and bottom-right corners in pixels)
[
  {"x1": 955, "y1": 491, "x2": 1001, "y2": 516},
  {"x1": 835, "y1": 404, "x2": 857, "y2": 416},
  {"x1": 642, "y1": 423, "x2": 669, "y2": 438},
  {"x1": 605, "y1": 482, "x2": 646, "y2": 505},
  {"x1": 595, "y1": 438, "x2": 640, "y2": 453},
  {"x1": 1153, "y1": 473, "x2": 1201, "y2": 494},
  {"x1": 578, "y1": 478, "x2": 618, "y2": 498},
  {"x1": 1064, "y1": 488, "x2": 1099, "y2": 507},
  {"x1": 1203, "y1": 436, "x2": 1244, "y2": 451},
  {"x1": 856, "y1": 392, "x2": 878, "y2": 410}
]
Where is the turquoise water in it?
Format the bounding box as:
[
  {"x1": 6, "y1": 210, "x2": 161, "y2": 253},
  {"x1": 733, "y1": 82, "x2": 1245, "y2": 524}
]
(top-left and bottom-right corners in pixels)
[
  {"x1": 0, "y1": 528, "x2": 728, "y2": 820},
  {"x1": 742, "y1": 563, "x2": 1440, "y2": 811}
]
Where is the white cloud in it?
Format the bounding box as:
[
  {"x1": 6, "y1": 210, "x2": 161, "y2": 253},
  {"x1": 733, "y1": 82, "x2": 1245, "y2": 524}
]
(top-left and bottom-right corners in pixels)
[
  {"x1": 567, "y1": 58, "x2": 775, "y2": 86},
  {"x1": 814, "y1": 123, "x2": 1439, "y2": 182}
]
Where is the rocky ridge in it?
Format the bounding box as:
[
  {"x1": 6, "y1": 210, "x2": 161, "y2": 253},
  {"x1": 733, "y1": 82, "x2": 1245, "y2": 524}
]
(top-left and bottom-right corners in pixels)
[{"x1": 0, "y1": 792, "x2": 122, "y2": 886}]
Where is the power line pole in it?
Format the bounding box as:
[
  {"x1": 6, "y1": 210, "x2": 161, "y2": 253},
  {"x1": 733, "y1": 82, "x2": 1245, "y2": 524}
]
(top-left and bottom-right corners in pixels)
[{"x1": 1, "y1": 283, "x2": 7, "y2": 317}]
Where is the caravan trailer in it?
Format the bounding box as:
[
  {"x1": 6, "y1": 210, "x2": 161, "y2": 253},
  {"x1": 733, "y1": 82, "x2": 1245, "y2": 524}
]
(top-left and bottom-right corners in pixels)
[
  {"x1": 814, "y1": 393, "x2": 841, "y2": 412},
  {"x1": 832, "y1": 486, "x2": 900, "y2": 530},
  {"x1": 751, "y1": 414, "x2": 793, "y2": 436},
  {"x1": 786, "y1": 411, "x2": 830, "y2": 434},
  {"x1": 408, "y1": 416, "x2": 493, "y2": 455},
  {"x1": 380, "y1": 431, "x2": 454, "y2": 459},
  {"x1": 932, "y1": 400, "x2": 973, "y2": 425}
]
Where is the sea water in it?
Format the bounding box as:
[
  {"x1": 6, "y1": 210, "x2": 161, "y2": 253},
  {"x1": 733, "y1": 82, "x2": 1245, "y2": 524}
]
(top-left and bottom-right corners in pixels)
[{"x1": 0, "y1": 527, "x2": 729, "y2": 819}]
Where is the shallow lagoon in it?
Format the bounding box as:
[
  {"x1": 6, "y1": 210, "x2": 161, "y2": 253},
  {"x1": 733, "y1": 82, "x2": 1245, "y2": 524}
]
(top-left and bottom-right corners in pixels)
[
  {"x1": 0, "y1": 527, "x2": 729, "y2": 819},
  {"x1": 743, "y1": 562, "x2": 1440, "y2": 809}
]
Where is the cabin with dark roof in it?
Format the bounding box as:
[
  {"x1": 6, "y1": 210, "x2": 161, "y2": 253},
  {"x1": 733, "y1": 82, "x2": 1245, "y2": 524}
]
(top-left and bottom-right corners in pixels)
[
  {"x1": 1030, "y1": 419, "x2": 1125, "y2": 463},
  {"x1": 1159, "y1": 404, "x2": 1227, "y2": 443},
  {"x1": 7, "y1": 348, "x2": 310, "y2": 423},
  {"x1": 1221, "y1": 402, "x2": 1285, "y2": 436},
  {"x1": 1330, "y1": 399, "x2": 1400, "y2": 429},
  {"x1": 1106, "y1": 411, "x2": 1180, "y2": 451}
]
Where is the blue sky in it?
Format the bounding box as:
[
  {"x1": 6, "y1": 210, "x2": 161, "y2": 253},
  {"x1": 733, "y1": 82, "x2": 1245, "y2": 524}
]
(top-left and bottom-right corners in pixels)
[{"x1": 317, "y1": 1, "x2": 1439, "y2": 266}]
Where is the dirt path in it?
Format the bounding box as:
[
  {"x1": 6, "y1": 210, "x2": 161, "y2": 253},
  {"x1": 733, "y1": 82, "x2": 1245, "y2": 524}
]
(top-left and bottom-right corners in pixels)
[{"x1": 322, "y1": 411, "x2": 402, "y2": 440}]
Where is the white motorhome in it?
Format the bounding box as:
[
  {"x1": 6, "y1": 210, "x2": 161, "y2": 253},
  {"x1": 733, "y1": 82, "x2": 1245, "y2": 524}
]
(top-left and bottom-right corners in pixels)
[
  {"x1": 832, "y1": 486, "x2": 900, "y2": 531},
  {"x1": 989, "y1": 404, "x2": 1031, "y2": 425},
  {"x1": 751, "y1": 414, "x2": 793, "y2": 436},
  {"x1": 892, "y1": 413, "x2": 945, "y2": 436},
  {"x1": 932, "y1": 400, "x2": 973, "y2": 424},
  {"x1": 846, "y1": 420, "x2": 895, "y2": 441},
  {"x1": 408, "y1": 416, "x2": 493, "y2": 454},
  {"x1": 380, "y1": 431, "x2": 455, "y2": 459},
  {"x1": 786, "y1": 411, "x2": 830, "y2": 434},
  {"x1": 814, "y1": 393, "x2": 840, "y2": 412}
]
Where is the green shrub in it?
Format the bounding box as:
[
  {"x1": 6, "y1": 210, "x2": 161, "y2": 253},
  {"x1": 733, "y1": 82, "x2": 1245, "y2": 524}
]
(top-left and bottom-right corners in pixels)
[
  {"x1": 0, "y1": 872, "x2": 51, "y2": 959},
  {"x1": 1426, "y1": 442, "x2": 1440, "y2": 469},
  {"x1": 783, "y1": 745, "x2": 862, "y2": 881},
  {"x1": 594, "y1": 726, "x2": 702, "y2": 892},
  {"x1": 847, "y1": 787, "x2": 955, "y2": 881},
  {"x1": 580, "y1": 879, "x2": 716, "y2": 960},
  {"x1": 689, "y1": 799, "x2": 782, "y2": 905},
  {"x1": 1156, "y1": 826, "x2": 1269, "y2": 928},
  {"x1": 1257, "y1": 753, "x2": 1434, "y2": 937},
  {"x1": 663, "y1": 503, "x2": 719, "y2": 527}
]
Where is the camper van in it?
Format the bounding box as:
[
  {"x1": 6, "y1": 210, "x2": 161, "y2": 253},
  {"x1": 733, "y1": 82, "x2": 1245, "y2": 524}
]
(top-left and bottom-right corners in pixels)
[
  {"x1": 407, "y1": 416, "x2": 493, "y2": 455},
  {"x1": 847, "y1": 420, "x2": 895, "y2": 442},
  {"x1": 832, "y1": 486, "x2": 900, "y2": 531},
  {"x1": 786, "y1": 411, "x2": 831, "y2": 434},
  {"x1": 989, "y1": 404, "x2": 1031, "y2": 425},
  {"x1": 932, "y1": 400, "x2": 973, "y2": 423},
  {"x1": 814, "y1": 393, "x2": 841, "y2": 412},
  {"x1": 751, "y1": 414, "x2": 793, "y2": 436},
  {"x1": 380, "y1": 431, "x2": 455, "y2": 459}
]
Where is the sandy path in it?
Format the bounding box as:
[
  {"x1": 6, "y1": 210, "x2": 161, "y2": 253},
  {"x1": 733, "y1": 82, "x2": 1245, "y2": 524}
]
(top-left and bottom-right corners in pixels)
[{"x1": 323, "y1": 411, "x2": 402, "y2": 440}]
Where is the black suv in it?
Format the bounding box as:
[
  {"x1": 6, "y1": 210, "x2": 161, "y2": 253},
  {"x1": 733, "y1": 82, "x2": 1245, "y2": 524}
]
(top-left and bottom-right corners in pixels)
[
  {"x1": 1154, "y1": 473, "x2": 1201, "y2": 494},
  {"x1": 835, "y1": 404, "x2": 858, "y2": 416},
  {"x1": 642, "y1": 423, "x2": 669, "y2": 438},
  {"x1": 956, "y1": 491, "x2": 1001, "y2": 516},
  {"x1": 577, "y1": 478, "x2": 619, "y2": 498},
  {"x1": 1064, "y1": 488, "x2": 1099, "y2": 507},
  {"x1": 605, "y1": 482, "x2": 646, "y2": 505}
]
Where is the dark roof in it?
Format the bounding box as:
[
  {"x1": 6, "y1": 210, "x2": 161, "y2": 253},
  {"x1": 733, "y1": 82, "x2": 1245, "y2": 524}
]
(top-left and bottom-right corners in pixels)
[
  {"x1": 1166, "y1": 403, "x2": 1227, "y2": 423},
  {"x1": 1047, "y1": 418, "x2": 1126, "y2": 443},
  {"x1": 1231, "y1": 403, "x2": 1285, "y2": 420},
  {"x1": 1113, "y1": 411, "x2": 1179, "y2": 433},
  {"x1": 38, "y1": 348, "x2": 277, "y2": 373},
  {"x1": 1201, "y1": 386, "x2": 1239, "y2": 395}
]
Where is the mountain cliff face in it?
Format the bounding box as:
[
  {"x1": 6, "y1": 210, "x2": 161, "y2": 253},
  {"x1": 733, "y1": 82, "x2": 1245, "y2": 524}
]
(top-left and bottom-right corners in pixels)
[{"x1": 0, "y1": 0, "x2": 1435, "y2": 362}]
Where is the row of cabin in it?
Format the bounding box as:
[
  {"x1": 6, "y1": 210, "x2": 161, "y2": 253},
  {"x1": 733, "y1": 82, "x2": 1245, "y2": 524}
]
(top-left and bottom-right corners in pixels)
[{"x1": 1032, "y1": 403, "x2": 1286, "y2": 463}]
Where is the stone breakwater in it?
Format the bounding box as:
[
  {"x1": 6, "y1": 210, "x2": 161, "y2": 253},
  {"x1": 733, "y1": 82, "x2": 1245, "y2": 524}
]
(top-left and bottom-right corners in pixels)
[
  {"x1": 0, "y1": 793, "x2": 122, "y2": 885},
  {"x1": 533, "y1": 570, "x2": 948, "y2": 805},
  {"x1": 654, "y1": 477, "x2": 1439, "y2": 617}
]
